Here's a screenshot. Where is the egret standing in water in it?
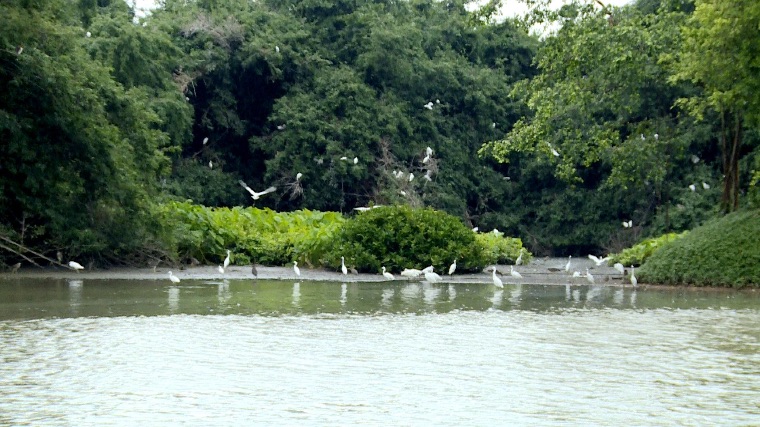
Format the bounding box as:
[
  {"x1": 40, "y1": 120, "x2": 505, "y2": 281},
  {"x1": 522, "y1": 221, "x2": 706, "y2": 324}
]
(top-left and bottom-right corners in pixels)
[
  {"x1": 586, "y1": 268, "x2": 595, "y2": 284},
  {"x1": 448, "y1": 259, "x2": 457, "y2": 275},
  {"x1": 565, "y1": 256, "x2": 572, "y2": 272},
  {"x1": 168, "y1": 271, "x2": 180, "y2": 283},
  {"x1": 491, "y1": 266, "x2": 503, "y2": 288},
  {"x1": 382, "y1": 266, "x2": 395, "y2": 280},
  {"x1": 223, "y1": 250, "x2": 231, "y2": 269},
  {"x1": 630, "y1": 265, "x2": 637, "y2": 287},
  {"x1": 510, "y1": 266, "x2": 522, "y2": 279},
  {"x1": 341, "y1": 256, "x2": 348, "y2": 275},
  {"x1": 293, "y1": 261, "x2": 300, "y2": 277},
  {"x1": 69, "y1": 261, "x2": 84, "y2": 272}
]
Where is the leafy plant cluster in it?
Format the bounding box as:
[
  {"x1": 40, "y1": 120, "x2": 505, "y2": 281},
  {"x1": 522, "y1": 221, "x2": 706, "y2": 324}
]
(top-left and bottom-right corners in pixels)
[
  {"x1": 608, "y1": 231, "x2": 688, "y2": 267},
  {"x1": 639, "y1": 210, "x2": 760, "y2": 288},
  {"x1": 154, "y1": 201, "x2": 344, "y2": 267},
  {"x1": 475, "y1": 232, "x2": 532, "y2": 266}
]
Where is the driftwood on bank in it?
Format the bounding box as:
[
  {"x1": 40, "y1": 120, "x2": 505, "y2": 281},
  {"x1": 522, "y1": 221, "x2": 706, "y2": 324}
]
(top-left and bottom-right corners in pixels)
[{"x1": 0, "y1": 235, "x2": 70, "y2": 269}]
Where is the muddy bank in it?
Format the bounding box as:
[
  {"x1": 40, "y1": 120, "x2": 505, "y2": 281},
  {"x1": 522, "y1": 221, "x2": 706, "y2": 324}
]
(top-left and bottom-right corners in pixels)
[{"x1": 1, "y1": 257, "x2": 647, "y2": 287}]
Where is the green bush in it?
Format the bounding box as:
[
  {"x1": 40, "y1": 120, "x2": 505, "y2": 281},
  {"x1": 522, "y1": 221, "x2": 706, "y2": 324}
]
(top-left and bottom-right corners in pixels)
[
  {"x1": 326, "y1": 206, "x2": 485, "y2": 274},
  {"x1": 608, "y1": 232, "x2": 688, "y2": 267},
  {"x1": 639, "y1": 210, "x2": 760, "y2": 288},
  {"x1": 475, "y1": 232, "x2": 532, "y2": 265},
  {"x1": 154, "y1": 201, "x2": 344, "y2": 266}
]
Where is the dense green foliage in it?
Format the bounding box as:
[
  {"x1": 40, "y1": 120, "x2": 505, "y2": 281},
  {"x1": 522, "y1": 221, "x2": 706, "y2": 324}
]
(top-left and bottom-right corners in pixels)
[
  {"x1": 475, "y1": 232, "x2": 532, "y2": 265},
  {"x1": 608, "y1": 231, "x2": 688, "y2": 267},
  {"x1": 1, "y1": 0, "x2": 759, "y2": 279},
  {"x1": 326, "y1": 206, "x2": 485, "y2": 274},
  {"x1": 155, "y1": 201, "x2": 344, "y2": 267},
  {"x1": 638, "y1": 210, "x2": 760, "y2": 287}
]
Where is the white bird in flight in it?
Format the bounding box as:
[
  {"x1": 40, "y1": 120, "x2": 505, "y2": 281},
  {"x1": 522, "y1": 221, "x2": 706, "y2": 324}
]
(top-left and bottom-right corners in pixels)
[
  {"x1": 239, "y1": 180, "x2": 277, "y2": 200},
  {"x1": 69, "y1": 261, "x2": 84, "y2": 272},
  {"x1": 588, "y1": 254, "x2": 610, "y2": 266}
]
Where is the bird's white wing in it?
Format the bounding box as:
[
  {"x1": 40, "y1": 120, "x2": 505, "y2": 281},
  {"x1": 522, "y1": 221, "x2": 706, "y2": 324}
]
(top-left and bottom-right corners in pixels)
[
  {"x1": 588, "y1": 254, "x2": 601, "y2": 264},
  {"x1": 257, "y1": 186, "x2": 277, "y2": 196},
  {"x1": 239, "y1": 180, "x2": 256, "y2": 196}
]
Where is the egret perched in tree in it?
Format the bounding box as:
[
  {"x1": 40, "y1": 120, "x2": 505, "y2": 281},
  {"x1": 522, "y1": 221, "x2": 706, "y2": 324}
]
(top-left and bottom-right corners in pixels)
[
  {"x1": 296, "y1": 173, "x2": 303, "y2": 181},
  {"x1": 86, "y1": 31, "x2": 91, "y2": 37},
  {"x1": 510, "y1": 266, "x2": 522, "y2": 279},
  {"x1": 223, "y1": 250, "x2": 231, "y2": 269},
  {"x1": 689, "y1": 184, "x2": 696, "y2": 191},
  {"x1": 69, "y1": 261, "x2": 84, "y2": 272},
  {"x1": 588, "y1": 254, "x2": 610, "y2": 266},
  {"x1": 275, "y1": 45, "x2": 280, "y2": 53},
  {"x1": 448, "y1": 259, "x2": 457, "y2": 275},
  {"x1": 382, "y1": 267, "x2": 395, "y2": 280},
  {"x1": 423, "y1": 154, "x2": 430, "y2": 163},
  {"x1": 426, "y1": 146, "x2": 433, "y2": 157},
  {"x1": 691, "y1": 155, "x2": 700, "y2": 164},
  {"x1": 168, "y1": 271, "x2": 180, "y2": 283},
  {"x1": 341, "y1": 256, "x2": 348, "y2": 275},
  {"x1": 203, "y1": 137, "x2": 208, "y2": 145},
  {"x1": 630, "y1": 266, "x2": 637, "y2": 287},
  {"x1": 586, "y1": 268, "x2": 595, "y2": 284},
  {"x1": 340, "y1": 156, "x2": 348, "y2": 161},
  {"x1": 622, "y1": 220, "x2": 633, "y2": 228},
  {"x1": 209, "y1": 161, "x2": 213, "y2": 169},
  {"x1": 491, "y1": 267, "x2": 503, "y2": 288},
  {"x1": 239, "y1": 180, "x2": 277, "y2": 200},
  {"x1": 565, "y1": 256, "x2": 572, "y2": 272},
  {"x1": 702, "y1": 182, "x2": 710, "y2": 189},
  {"x1": 424, "y1": 101, "x2": 434, "y2": 110},
  {"x1": 353, "y1": 157, "x2": 358, "y2": 164},
  {"x1": 293, "y1": 261, "x2": 300, "y2": 277},
  {"x1": 409, "y1": 173, "x2": 414, "y2": 182}
]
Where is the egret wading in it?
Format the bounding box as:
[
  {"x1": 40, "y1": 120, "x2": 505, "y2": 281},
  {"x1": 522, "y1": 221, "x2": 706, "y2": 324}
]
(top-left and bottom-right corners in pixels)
[
  {"x1": 293, "y1": 261, "x2": 300, "y2": 277},
  {"x1": 168, "y1": 271, "x2": 180, "y2": 283},
  {"x1": 223, "y1": 250, "x2": 231, "y2": 269},
  {"x1": 69, "y1": 261, "x2": 84, "y2": 272},
  {"x1": 341, "y1": 256, "x2": 348, "y2": 275},
  {"x1": 382, "y1": 267, "x2": 395, "y2": 280},
  {"x1": 631, "y1": 266, "x2": 638, "y2": 287},
  {"x1": 510, "y1": 266, "x2": 522, "y2": 279},
  {"x1": 565, "y1": 256, "x2": 572, "y2": 272},
  {"x1": 491, "y1": 267, "x2": 503, "y2": 288},
  {"x1": 448, "y1": 260, "x2": 457, "y2": 275}
]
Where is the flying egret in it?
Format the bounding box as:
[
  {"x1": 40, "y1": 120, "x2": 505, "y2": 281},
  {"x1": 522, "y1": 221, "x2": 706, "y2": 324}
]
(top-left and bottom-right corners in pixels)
[
  {"x1": 565, "y1": 256, "x2": 572, "y2": 272},
  {"x1": 689, "y1": 184, "x2": 696, "y2": 191},
  {"x1": 613, "y1": 263, "x2": 625, "y2": 274},
  {"x1": 491, "y1": 266, "x2": 503, "y2": 288},
  {"x1": 586, "y1": 268, "x2": 595, "y2": 284},
  {"x1": 223, "y1": 250, "x2": 231, "y2": 269},
  {"x1": 382, "y1": 267, "x2": 395, "y2": 280},
  {"x1": 341, "y1": 256, "x2": 348, "y2": 275},
  {"x1": 217, "y1": 265, "x2": 225, "y2": 274},
  {"x1": 631, "y1": 265, "x2": 637, "y2": 287},
  {"x1": 239, "y1": 180, "x2": 277, "y2": 200},
  {"x1": 168, "y1": 271, "x2": 180, "y2": 283},
  {"x1": 515, "y1": 249, "x2": 524, "y2": 266},
  {"x1": 293, "y1": 261, "x2": 300, "y2": 277},
  {"x1": 448, "y1": 259, "x2": 457, "y2": 275},
  {"x1": 69, "y1": 261, "x2": 84, "y2": 272},
  {"x1": 510, "y1": 266, "x2": 522, "y2": 279},
  {"x1": 588, "y1": 254, "x2": 610, "y2": 266}
]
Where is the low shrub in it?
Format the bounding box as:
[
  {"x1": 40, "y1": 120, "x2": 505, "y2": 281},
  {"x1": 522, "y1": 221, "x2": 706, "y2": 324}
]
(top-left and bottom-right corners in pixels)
[
  {"x1": 475, "y1": 232, "x2": 532, "y2": 265},
  {"x1": 639, "y1": 210, "x2": 760, "y2": 288},
  {"x1": 325, "y1": 205, "x2": 485, "y2": 274},
  {"x1": 608, "y1": 232, "x2": 688, "y2": 267}
]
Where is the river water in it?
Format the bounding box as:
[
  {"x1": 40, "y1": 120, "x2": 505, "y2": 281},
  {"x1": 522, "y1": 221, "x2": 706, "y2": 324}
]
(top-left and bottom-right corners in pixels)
[{"x1": 1, "y1": 278, "x2": 758, "y2": 426}]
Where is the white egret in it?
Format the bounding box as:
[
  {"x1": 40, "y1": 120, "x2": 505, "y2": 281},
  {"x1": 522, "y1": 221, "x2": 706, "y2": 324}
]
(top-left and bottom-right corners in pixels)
[
  {"x1": 426, "y1": 146, "x2": 433, "y2": 156},
  {"x1": 588, "y1": 254, "x2": 610, "y2": 266},
  {"x1": 515, "y1": 248, "x2": 524, "y2": 266},
  {"x1": 69, "y1": 261, "x2": 84, "y2": 272},
  {"x1": 168, "y1": 271, "x2": 180, "y2": 283},
  {"x1": 423, "y1": 154, "x2": 430, "y2": 163},
  {"x1": 510, "y1": 266, "x2": 522, "y2": 279},
  {"x1": 293, "y1": 261, "x2": 300, "y2": 277},
  {"x1": 448, "y1": 259, "x2": 457, "y2": 275},
  {"x1": 341, "y1": 256, "x2": 348, "y2": 275},
  {"x1": 640, "y1": 134, "x2": 645, "y2": 140},
  {"x1": 436, "y1": 99, "x2": 440, "y2": 104},
  {"x1": 631, "y1": 266, "x2": 637, "y2": 287},
  {"x1": 492, "y1": 122, "x2": 496, "y2": 129},
  {"x1": 491, "y1": 267, "x2": 503, "y2": 288},
  {"x1": 277, "y1": 124, "x2": 286, "y2": 130},
  {"x1": 572, "y1": 271, "x2": 582, "y2": 278},
  {"x1": 551, "y1": 147, "x2": 560, "y2": 157},
  {"x1": 654, "y1": 133, "x2": 659, "y2": 140},
  {"x1": 353, "y1": 157, "x2": 358, "y2": 164},
  {"x1": 409, "y1": 173, "x2": 414, "y2": 182},
  {"x1": 424, "y1": 170, "x2": 432, "y2": 181},
  {"x1": 208, "y1": 161, "x2": 213, "y2": 169},
  {"x1": 586, "y1": 268, "x2": 595, "y2": 284},
  {"x1": 622, "y1": 220, "x2": 633, "y2": 228},
  {"x1": 275, "y1": 45, "x2": 280, "y2": 53},
  {"x1": 400, "y1": 268, "x2": 422, "y2": 278},
  {"x1": 422, "y1": 265, "x2": 435, "y2": 274},
  {"x1": 16, "y1": 46, "x2": 23, "y2": 55},
  {"x1": 223, "y1": 250, "x2": 231, "y2": 269},
  {"x1": 353, "y1": 207, "x2": 371, "y2": 212},
  {"x1": 86, "y1": 31, "x2": 91, "y2": 37},
  {"x1": 613, "y1": 263, "x2": 625, "y2": 274},
  {"x1": 382, "y1": 267, "x2": 395, "y2": 280},
  {"x1": 424, "y1": 271, "x2": 442, "y2": 283},
  {"x1": 472, "y1": 227, "x2": 479, "y2": 232},
  {"x1": 702, "y1": 182, "x2": 710, "y2": 189},
  {"x1": 424, "y1": 102, "x2": 434, "y2": 110},
  {"x1": 340, "y1": 156, "x2": 348, "y2": 161},
  {"x1": 691, "y1": 155, "x2": 700, "y2": 164},
  {"x1": 217, "y1": 265, "x2": 225, "y2": 274},
  {"x1": 203, "y1": 137, "x2": 208, "y2": 145},
  {"x1": 565, "y1": 256, "x2": 572, "y2": 272},
  {"x1": 689, "y1": 184, "x2": 696, "y2": 191},
  {"x1": 239, "y1": 180, "x2": 277, "y2": 200}
]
